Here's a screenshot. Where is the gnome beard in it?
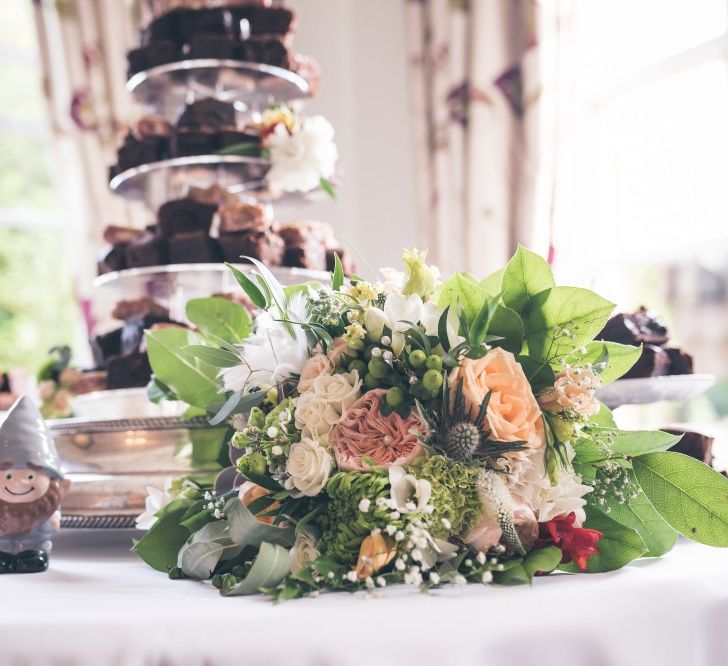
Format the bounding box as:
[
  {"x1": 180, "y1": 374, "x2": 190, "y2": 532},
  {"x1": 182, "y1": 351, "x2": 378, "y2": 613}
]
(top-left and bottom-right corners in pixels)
[{"x1": 0, "y1": 479, "x2": 63, "y2": 538}]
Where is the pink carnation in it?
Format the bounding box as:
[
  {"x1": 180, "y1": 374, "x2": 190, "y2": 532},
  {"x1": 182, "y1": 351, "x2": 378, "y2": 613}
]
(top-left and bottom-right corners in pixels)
[{"x1": 331, "y1": 389, "x2": 425, "y2": 471}]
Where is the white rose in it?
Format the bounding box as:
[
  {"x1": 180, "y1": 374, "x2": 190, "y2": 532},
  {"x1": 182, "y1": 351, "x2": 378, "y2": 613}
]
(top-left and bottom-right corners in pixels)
[
  {"x1": 290, "y1": 530, "x2": 320, "y2": 572},
  {"x1": 388, "y1": 465, "x2": 432, "y2": 514},
  {"x1": 310, "y1": 371, "x2": 362, "y2": 415},
  {"x1": 294, "y1": 392, "x2": 340, "y2": 441},
  {"x1": 285, "y1": 437, "x2": 332, "y2": 497},
  {"x1": 298, "y1": 353, "x2": 334, "y2": 393}
]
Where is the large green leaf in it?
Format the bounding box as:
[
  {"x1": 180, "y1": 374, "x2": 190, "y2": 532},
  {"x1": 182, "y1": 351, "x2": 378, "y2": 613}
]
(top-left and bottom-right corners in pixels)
[
  {"x1": 221, "y1": 542, "x2": 292, "y2": 596},
  {"x1": 145, "y1": 327, "x2": 222, "y2": 408},
  {"x1": 522, "y1": 545, "x2": 562, "y2": 578},
  {"x1": 579, "y1": 340, "x2": 642, "y2": 384},
  {"x1": 225, "y1": 497, "x2": 295, "y2": 549},
  {"x1": 186, "y1": 297, "x2": 252, "y2": 344},
  {"x1": 480, "y1": 268, "x2": 504, "y2": 296},
  {"x1": 574, "y1": 429, "x2": 682, "y2": 463},
  {"x1": 632, "y1": 451, "x2": 728, "y2": 547},
  {"x1": 525, "y1": 286, "x2": 615, "y2": 362},
  {"x1": 436, "y1": 272, "x2": 487, "y2": 321},
  {"x1": 603, "y1": 486, "x2": 678, "y2": 557},
  {"x1": 561, "y1": 510, "x2": 646, "y2": 573},
  {"x1": 501, "y1": 245, "x2": 554, "y2": 313},
  {"x1": 488, "y1": 304, "x2": 524, "y2": 354},
  {"x1": 133, "y1": 501, "x2": 192, "y2": 572},
  {"x1": 178, "y1": 538, "x2": 237, "y2": 579}
]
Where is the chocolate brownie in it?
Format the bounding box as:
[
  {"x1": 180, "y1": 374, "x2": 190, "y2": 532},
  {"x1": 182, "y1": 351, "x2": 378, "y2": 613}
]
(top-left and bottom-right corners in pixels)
[
  {"x1": 134, "y1": 115, "x2": 173, "y2": 139},
  {"x1": 283, "y1": 243, "x2": 327, "y2": 270},
  {"x1": 127, "y1": 41, "x2": 179, "y2": 76},
  {"x1": 106, "y1": 352, "x2": 153, "y2": 390},
  {"x1": 116, "y1": 132, "x2": 170, "y2": 171},
  {"x1": 177, "y1": 98, "x2": 237, "y2": 129},
  {"x1": 665, "y1": 347, "x2": 694, "y2": 375},
  {"x1": 231, "y1": 6, "x2": 295, "y2": 36},
  {"x1": 112, "y1": 298, "x2": 170, "y2": 323},
  {"x1": 326, "y1": 247, "x2": 356, "y2": 275},
  {"x1": 598, "y1": 307, "x2": 669, "y2": 347},
  {"x1": 218, "y1": 230, "x2": 284, "y2": 265},
  {"x1": 665, "y1": 429, "x2": 714, "y2": 466},
  {"x1": 98, "y1": 245, "x2": 128, "y2": 274},
  {"x1": 103, "y1": 225, "x2": 146, "y2": 246},
  {"x1": 218, "y1": 201, "x2": 270, "y2": 233},
  {"x1": 125, "y1": 233, "x2": 168, "y2": 268},
  {"x1": 188, "y1": 34, "x2": 238, "y2": 60},
  {"x1": 168, "y1": 232, "x2": 222, "y2": 264},
  {"x1": 187, "y1": 184, "x2": 237, "y2": 207},
  {"x1": 278, "y1": 221, "x2": 334, "y2": 246},
  {"x1": 623, "y1": 343, "x2": 670, "y2": 379},
  {"x1": 157, "y1": 198, "x2": 217, "y2": 237},
  {"x1": 237, "y1": 36, "x2": 291, "y2": 69},
  {"x1": 172, "y1": 129, "x2": 220, "y2": 157},
  {"x1": 91, "y1": 328, "x2": 123, "y2": 367}
]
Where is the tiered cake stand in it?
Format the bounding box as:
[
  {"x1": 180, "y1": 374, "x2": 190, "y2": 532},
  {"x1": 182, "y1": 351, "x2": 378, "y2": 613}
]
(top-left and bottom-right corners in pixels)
[{"x1": 55, "y1": 51, "x2": 326, "y2": 528}]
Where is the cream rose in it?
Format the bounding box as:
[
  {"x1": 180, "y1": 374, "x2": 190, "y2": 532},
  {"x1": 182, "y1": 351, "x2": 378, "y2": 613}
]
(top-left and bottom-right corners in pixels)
[
  {"x1": 285, "y1": 437, "x2": 332, "y2": 497},
  {"x1": 298, "y1": 354, "x2": 334, "y2": 393},
  {"x1": 294, "y1": 393, "x2": 340, "y2": 441},
  {"x1": 449, "y1": 347, "x2": 544, "y2": 453},
  {"x1": 290, "y1": 530, "x2": 320, "y2": 572},
  {"x1": 328, "y1": 337, "x2": 357, "y2": 366},
  {"x1": 310, "y1": 370, "x2": 362, "y2": 415}
]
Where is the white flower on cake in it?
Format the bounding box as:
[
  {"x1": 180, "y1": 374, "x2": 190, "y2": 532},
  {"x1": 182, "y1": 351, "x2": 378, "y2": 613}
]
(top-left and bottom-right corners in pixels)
[
  {"x1": 285, "y1": 437, "x2": 332, "y2": 497},
  {"x1": 264, "y1": 115, "x2": 338, "y2": 193}
]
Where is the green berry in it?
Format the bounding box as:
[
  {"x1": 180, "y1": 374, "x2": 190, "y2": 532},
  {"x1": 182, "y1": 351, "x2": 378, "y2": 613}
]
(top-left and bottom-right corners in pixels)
[
  {"x1": 265, "y1": 386, "x2": 279, "y2": 404},
  {"x1": 211, "y1": 574, "x2": 224, "y2": 588},
  {"x1": 426, "y1": 354, "x2": 443, "y2": 370},
  {"x1": 364, "y1": 373, "x2": 381, "y2": 389},
  {"x1": 168, "y1": 567, "x2": 184, "y2": 580},
  {"x1": 368, "y1": 357, "x2": 389, "y2": 379},
  {"x1": 363, "y1": 346, "x2": 374, "y2": 361},
  {"x1": 422, "y1": 368, "x2": 444, "y2": 391},
  {"x1": 386, "y1": 386, "x2": 405, "y2": 406},
  {"x1": 409, "y1": 349, "x2": 427, "y2": 367},
  {"x1": 348, "y1": 359, "x2": 368, "y2": 376}
]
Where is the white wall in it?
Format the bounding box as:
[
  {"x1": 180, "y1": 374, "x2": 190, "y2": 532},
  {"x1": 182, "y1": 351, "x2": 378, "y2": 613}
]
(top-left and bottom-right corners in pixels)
[{"x1": 281, "y1": 0, "x2": 419, "y2": 274}]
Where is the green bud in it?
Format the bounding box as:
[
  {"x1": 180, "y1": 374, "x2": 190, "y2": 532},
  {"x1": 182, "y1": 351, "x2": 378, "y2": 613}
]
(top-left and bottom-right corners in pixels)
[
  {"x1": 549, "y1": 415, "x2": 576, "y2": 442},
  {"x1": 401, "y1": 248, "x2": 437, "y2": 298},
  {"x1": 237, "y1": 452, "x2": 267, "y2": 477},
  {"x1": 168, "y1": 567, "x2": 185, "y2": 580}
]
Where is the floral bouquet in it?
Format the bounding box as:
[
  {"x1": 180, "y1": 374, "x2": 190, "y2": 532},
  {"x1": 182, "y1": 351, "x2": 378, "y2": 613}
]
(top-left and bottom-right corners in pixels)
[
  {"x1": 219, "y1": 104, "x2": 338, "y2": 197},
  {"x1": 135, "y1": 247, "x2": 728, "y2": 600}
]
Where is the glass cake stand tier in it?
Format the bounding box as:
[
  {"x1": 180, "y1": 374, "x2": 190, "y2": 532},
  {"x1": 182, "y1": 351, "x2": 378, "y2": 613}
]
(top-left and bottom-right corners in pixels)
[
  {"x1": 596, "y1": 374, "x2": 716, "y2": 409},
  {"x1": 127, "y1": 59, "x2": 310, "y2": 119},
  {"x1": 50, "y1": 415, "x2": 219, "y2": 525},
  {"x1": 109, "y1": 154, "x2": 329, "y2": 210},
  {"x1": 92, "y1": 263, "x2": 329, "y2": 332}
]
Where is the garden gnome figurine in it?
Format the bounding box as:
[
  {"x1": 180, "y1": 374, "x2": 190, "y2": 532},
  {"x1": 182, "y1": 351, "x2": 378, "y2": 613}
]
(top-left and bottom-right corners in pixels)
[{"x1": 0, "y1": 396, "x2": 69, "y2": 573}]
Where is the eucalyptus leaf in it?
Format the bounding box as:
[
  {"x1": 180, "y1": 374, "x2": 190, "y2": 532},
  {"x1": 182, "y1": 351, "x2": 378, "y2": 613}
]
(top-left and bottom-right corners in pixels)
[
  {"x1": 209, "y1": 390, "x2": 242, "y2": 426},
  {"x1": 184, "y1": 345, "x2": 241, "y2": 368},
  {"x1": 186, "y1": 297, "x2": 252, "y2": 344},
  {"x1": 226, "y1": 263, "x2": 268, "y2": 309},
  {"x1": 501, "y1": 245, "x2": 554, "y2": 313},
  {"x1": 225, "y1": 497, "x2": 295, "y2": 549},
  {"x1": 178, "y1": 538, "x2": 235, "y2": 579},
  {"x1": 561, "y1": 510, "x2": 647, "y2": 573},
  {"x1": 145, "y1": 328, "x2": 222, "y2": 408},
  {"x1": 332, "y1": 252, "x2": 344, "y2": 291},
  {"x1": 525, "y1": 286, "x2": 615, "y2": 362},
  {"x1": 221, "y1": 542, "x2": 292, "y2": 596},
  {"x1": 632, "y1": 451, "x2": 728, "y2": 547}
]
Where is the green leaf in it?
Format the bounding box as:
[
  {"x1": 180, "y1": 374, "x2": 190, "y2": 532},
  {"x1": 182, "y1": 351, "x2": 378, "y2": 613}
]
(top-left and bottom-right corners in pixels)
[
  {"x1": 436, "y1": 272, "x2": 487, "y2": 321},
  {"x1": 133, "y1": 503, "x2": 191, "y2": 572},
  {"x1": 220, "y1": 542, "x2": 292, "y2": 596},
  {"x1": 224, "y1": 497, "x2": 295, "y2": 550},
  {"x1": 517, "y1": 355, "x2": 555, "y2": 393},
  {"x1": 332, "y1": 252, "x2": 344, "y2": 291},
  {"x1": 146, "y1": 375, "x2": 177, "y2": 403},
  {"x1": 437, "y1": 305, "x2": 451, "y2": 352},
  {"x1": 186, "y1": 297, "x2": 252, "y2": 344},
  {"x1": 217, "y1": 142, "x2": 263, "y2": 157},
  {"x1": 632, "y1": 451, "x2": 728, "y2": 547},
  {"x1": 561, "y1": 510, "x2": 647, "y2": 573},
  {"x1": 591, "y1": 403, "x2": 617, "y2": 428},
  {"x1": 492, "y1": 562, "x2": 529, "y2": 585},
  {"x1": 502, "y1": 245, "x2": 554, "y2": 313},
  {"x1": 145, "y1": 328, "x2": 222, "y2": 408},
  {"x1": 575, "y1": 429, "x2": 682, "y2": 463},
  {"x1": 189, "y1": 426, "x2": 228, "y2": 465},
  {"x1": 579, "y1": 341, "x2": 642, "y2": 384},
  {"x1": 225, "y1": 263, "x2": 268, "y2": 309},
  {"x1": 522, "y1": 545, "x2": 563, "y2": 578},
  {"x1": 525, "y1": 286, "x2": 615, "y2": 362},
  {"x1": 487, "y1": 304, "x2": 524, "y2": 354},
  {"x1": 319, "y1": 176, "x2": 337, "y2": 200},
  {"x1": 178, "y1": 538, "x2": 235, "y2": 579},
  {"x1": 602, "y1": 484, "x2": 678, "y2": 557},
  {"x1": 479, "y1": 268, "x2": 504, "y2": 296},
  {"x1": 184, "y1": 345, "x2": 241, "y2": 368}
]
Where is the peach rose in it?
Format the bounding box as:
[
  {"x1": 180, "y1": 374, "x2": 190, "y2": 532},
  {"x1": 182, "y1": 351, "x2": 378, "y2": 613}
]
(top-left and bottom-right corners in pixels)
[
  {"x1": 538, "y1": 367, "x2": 601, "y2": 418},
  {"x1": 355, "y1": 533, "x2": 396, "y2": 579},
  {"x1": 449, "y1": 347, "x2": 544, "y2": 453},
  {"x1": 239, "y1": 481, "x2": 279, "y2": 524},
  {"x1": 331, "y1": 389, "x2": 425, "y2": 471},
  {"x1": 327, "y1": 336, "x2": 357, "y2": 367},
  {"x1": 298, "y1": 353, "x2": 334, "y2": 393}
]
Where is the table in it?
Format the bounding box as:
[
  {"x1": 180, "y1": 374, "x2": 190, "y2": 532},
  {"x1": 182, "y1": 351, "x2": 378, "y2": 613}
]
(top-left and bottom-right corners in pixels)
[{"x1": 2, "y1": 530, "x2": 727, "y2": 666}]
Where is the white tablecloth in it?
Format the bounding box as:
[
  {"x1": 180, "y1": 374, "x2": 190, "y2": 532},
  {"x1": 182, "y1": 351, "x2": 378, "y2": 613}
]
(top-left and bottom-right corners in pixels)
[{"x1": 2, "y1": 530, "x2": 727, "y2": 666}]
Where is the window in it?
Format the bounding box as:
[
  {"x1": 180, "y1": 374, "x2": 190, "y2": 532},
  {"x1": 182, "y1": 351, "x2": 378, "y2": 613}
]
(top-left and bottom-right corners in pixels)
[{"x1": 0, "y1": 1, "x2": 77, "y2": 374}]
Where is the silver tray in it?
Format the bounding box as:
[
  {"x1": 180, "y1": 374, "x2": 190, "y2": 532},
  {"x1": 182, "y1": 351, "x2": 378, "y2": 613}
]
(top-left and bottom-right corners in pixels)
[
  {"x1": 596, "y1": 373, "x2": 716, "y2": 409},
  {"x1": 92, "y1": 263, "x2": 329, "y2": 331},
  {"x1": 127, "y1": 59, "x2": 310, "y2": 119}
]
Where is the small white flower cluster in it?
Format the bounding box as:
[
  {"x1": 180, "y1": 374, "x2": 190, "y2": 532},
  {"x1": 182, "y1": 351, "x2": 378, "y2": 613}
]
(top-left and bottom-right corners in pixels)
[{"x1": 203, "y1": 490, "x2": 226, "y2": 520}]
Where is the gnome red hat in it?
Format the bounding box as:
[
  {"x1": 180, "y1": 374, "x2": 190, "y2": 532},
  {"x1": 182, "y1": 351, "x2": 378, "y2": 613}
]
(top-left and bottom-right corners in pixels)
[{"x1": 0, "y1": 396, "x2": 62, "y2": 480}]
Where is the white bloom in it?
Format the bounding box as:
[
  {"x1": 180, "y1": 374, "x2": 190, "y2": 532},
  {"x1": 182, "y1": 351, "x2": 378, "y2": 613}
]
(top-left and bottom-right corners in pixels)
[
  {"x1": 271, "y1": 445, "x2": 283, "y2": 456},
  {"x1": 383, "y1": 293, "x2": 424, "y2": 354},
  {"x1": 267, "y1": 427, "x2": 278, "y2": 438},
  {"x1": 359, "y1": 498, "x2": 371, "y2": 513},
  {"x1": 378, "y1": 267, "x2": 405, "y2": 294},
  {"x1": 135, "y1": 481, "x2": 176, "y2": 530},
  {"x1": 421, "y1": 301, "x2": 464, "y2": 348},
  {"x1": 509, "y1": 444, "x2": 593, "y2": 525},
  {"x1": 264, "y1": 116, "x2": 338, "y2": 193},
  {"x1": 290, "y1": 530, "x2": 320, "y2": 573},
  {"x1": 294, "y1": 392, "x2": 340, "y2": 441},
  {"x1": 429, "y1": 572, "x2": 440, "y2": 585},
  {"x1": 388, "y1": 465, "x2": 432, "y2": 514},
  {"x1": 220, "y1": 295, "x2": 309, "y2": 392},
  {"x1": 284, "y1": 437, "x2": 332, "y2": 497},
  {"x1": 365, "y1": 307, "x2": 388, "y2": 342},
  {"x1": 310, "y1": 371, "x2": 362, "y2": 414}
]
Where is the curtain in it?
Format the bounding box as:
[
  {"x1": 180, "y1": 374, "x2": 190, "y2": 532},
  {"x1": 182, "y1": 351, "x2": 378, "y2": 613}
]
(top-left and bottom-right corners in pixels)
[{"x1": 405, "y1": 0, "x2": 555, "y2": 276}]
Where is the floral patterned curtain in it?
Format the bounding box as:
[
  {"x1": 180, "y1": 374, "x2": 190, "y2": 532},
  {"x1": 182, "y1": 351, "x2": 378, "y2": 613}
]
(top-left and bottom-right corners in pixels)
[{"x1": 405, "y1": 0, "x2": 554, "y2": 276}]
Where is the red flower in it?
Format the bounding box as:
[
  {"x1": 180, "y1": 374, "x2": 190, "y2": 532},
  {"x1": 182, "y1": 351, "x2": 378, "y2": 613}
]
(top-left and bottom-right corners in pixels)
[{"x1": 542, "y1": 513, "x2": 603, "y2": 571}]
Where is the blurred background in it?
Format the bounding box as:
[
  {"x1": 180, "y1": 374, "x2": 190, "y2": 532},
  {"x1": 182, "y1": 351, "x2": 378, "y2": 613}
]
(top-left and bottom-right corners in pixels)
[{"x1": 0, "y1": 0, "x2": 727, "y2": 460}]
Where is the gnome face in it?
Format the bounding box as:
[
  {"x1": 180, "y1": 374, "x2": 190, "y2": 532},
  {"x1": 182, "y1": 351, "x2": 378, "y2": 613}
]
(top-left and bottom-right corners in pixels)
[{"x1": 1, "y1": 467, "x2": 52, "y2": 505}]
